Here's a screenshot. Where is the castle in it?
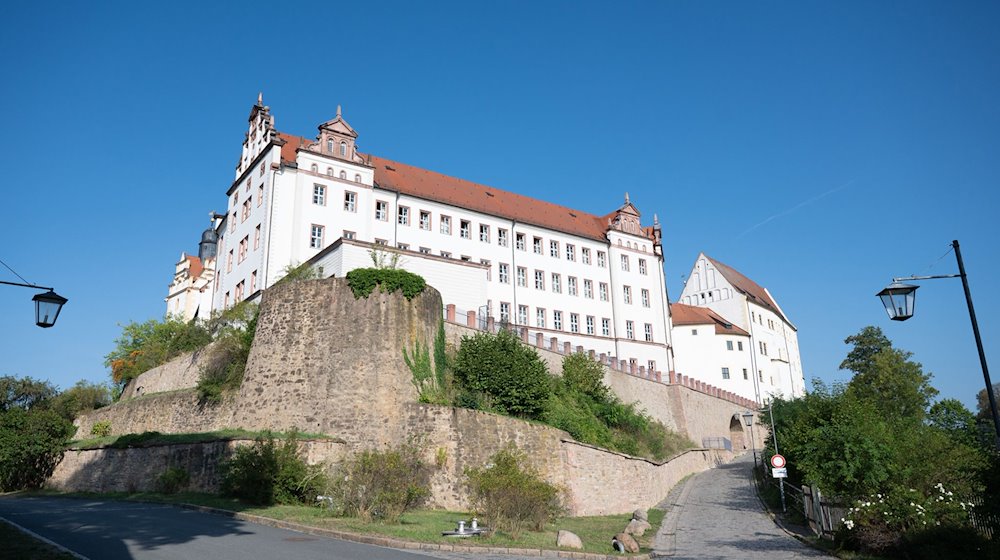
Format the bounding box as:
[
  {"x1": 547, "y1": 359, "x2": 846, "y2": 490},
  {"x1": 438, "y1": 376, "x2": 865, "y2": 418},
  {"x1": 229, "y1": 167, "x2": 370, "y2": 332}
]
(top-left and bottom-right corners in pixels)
[{"x1": 166, "y1": 95, "x2": 804, "y2": 402}]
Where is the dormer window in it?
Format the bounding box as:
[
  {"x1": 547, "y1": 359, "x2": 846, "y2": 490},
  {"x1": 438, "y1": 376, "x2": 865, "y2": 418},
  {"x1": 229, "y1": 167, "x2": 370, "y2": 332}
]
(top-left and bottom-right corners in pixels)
[
  {"x1": 327, "y1": 139, "x2": 334, "y2": 152},
  {"x1": 340, "y1": 141, "x2": 347, "y2": 157}
]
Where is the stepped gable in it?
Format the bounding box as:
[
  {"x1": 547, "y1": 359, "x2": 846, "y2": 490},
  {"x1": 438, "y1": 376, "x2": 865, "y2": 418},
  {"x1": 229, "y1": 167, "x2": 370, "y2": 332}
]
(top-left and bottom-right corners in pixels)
[
  {"x1": 670, "y1": 303, "x2": 749, "y2": 336},
  {"x1": 273, "y1": 130, "x2": 654, "y2": 243},
  {"x1": 703, "y1": 255, "x2": 791, "y2": 325}
]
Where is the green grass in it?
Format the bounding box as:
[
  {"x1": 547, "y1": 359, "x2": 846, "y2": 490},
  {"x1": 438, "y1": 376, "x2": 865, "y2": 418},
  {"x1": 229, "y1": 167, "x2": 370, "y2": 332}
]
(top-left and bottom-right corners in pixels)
[
  {"x1": 68, "y1": 429, "x2": 341, "y2": 450},
  {"x1": 0, "y1": 520, "x2": 76, "y2": 560},
  {"x1": 41, "y1": 491, "x2": 663, "y2": 555}
]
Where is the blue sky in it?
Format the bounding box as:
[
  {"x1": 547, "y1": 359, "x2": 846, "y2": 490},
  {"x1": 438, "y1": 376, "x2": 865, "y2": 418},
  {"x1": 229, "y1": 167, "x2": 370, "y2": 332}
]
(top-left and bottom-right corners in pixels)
[{"x1": 1, "y1": 1, "x2": 997, "y2": 411}]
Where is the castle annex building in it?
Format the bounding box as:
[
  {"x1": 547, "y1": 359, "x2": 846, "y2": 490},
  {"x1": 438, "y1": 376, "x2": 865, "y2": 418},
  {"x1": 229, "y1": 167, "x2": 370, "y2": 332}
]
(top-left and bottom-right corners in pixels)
[{"x1": 168, "y1": 96, "x2": 676, "y2": 375}]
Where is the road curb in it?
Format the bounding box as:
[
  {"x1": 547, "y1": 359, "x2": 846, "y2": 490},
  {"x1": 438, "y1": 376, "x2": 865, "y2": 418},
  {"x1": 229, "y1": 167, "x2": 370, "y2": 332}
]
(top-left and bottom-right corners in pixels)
[{"x1": 0, "y1": 515, "x2": 91, "y2": 560}]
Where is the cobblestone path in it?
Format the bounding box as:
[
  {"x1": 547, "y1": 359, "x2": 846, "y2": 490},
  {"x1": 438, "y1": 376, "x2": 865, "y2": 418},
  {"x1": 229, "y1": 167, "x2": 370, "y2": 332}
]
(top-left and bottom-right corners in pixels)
[{"x1": 654, "y1": 453, "x2": 827, "y2": 559}]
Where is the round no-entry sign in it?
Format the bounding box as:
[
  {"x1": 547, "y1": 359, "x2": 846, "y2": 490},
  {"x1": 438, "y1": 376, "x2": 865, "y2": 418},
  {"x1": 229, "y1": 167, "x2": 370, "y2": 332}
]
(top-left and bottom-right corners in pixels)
[{"x1": 770, "y1": 454, "x2": 786, "y2": 468}]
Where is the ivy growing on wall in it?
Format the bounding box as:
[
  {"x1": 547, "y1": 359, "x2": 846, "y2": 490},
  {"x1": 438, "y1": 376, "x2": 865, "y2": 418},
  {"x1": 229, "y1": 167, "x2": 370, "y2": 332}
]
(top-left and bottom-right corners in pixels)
[{"x1": 345, "y1": 268, "x2": 426, "y2": 300}]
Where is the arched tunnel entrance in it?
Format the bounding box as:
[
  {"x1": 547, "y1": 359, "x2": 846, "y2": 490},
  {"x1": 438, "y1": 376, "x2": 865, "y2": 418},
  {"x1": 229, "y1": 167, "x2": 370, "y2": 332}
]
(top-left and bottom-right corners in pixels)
[{"x1": 729, "y1": 414, "x2": 747, "y2": 451}]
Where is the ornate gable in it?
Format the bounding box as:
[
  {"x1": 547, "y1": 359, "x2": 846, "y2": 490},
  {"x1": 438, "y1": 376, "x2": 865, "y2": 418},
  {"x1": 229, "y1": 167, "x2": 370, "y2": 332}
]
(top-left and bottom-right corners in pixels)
[
  {"x1": 315, "y1": 105, "x2": 366, "y2": 164},
  {"x1": 236, "y1": 93, "x2": 276, "y2": 179},
  {"x1": 608, "y1": 192, "x2": 644, "y2": 236}
]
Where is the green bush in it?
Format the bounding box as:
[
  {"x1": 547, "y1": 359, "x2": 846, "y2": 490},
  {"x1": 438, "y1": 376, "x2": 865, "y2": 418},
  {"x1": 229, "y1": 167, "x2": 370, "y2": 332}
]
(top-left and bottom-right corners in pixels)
[
  {"x1": 220, "y1": 432, "x2": 326, "y2": 505},
  {"x1": 453, "y1": 330, "x2": 551, "y2": 419},
  {"x1": 196, "y1": 302, "x2": 259, "y2": 404},
  {"x1": 156, "y1": 466, "x2": 191, "y2": 494},
  {"x1": 0, "y1": 408, "x2": 75, "y2": 491},
  {"x1": 329, "y1": 444, "x2": 433, "y2": 523},
  {"x1": 90, "y1": 420, "x2": 112, "y2": 438},
  {"x1": 465, "y1": 446, "x2": 564, "y2": 538},
  {"x1": 104, "y1": 317, "x2": 212, "y2": 391},
  {"x1": 345, "y1": 268, "x2": 426, "y2": 300},
  {"x1": 561, "y1": 352, "x2": 608, "y2": 400}
]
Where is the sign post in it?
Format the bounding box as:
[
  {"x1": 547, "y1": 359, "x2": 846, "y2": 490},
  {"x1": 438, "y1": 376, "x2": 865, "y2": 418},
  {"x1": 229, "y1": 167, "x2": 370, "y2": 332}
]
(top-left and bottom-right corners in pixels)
[{"x1": 769, "y1": 454, "x2": 787, "y2": 512}]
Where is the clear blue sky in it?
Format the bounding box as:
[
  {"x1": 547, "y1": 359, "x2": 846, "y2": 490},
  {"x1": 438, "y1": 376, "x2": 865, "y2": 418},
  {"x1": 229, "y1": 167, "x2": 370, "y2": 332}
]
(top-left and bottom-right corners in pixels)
[{"x1": 1, "y1": 1, "x2": 997, "y2": 411}]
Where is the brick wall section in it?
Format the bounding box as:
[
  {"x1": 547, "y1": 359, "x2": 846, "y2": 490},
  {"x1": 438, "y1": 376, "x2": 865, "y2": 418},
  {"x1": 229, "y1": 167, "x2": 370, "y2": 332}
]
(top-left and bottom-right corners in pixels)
[{"x1": 47, "y1": 439, "x2": 343, "y2": 494}]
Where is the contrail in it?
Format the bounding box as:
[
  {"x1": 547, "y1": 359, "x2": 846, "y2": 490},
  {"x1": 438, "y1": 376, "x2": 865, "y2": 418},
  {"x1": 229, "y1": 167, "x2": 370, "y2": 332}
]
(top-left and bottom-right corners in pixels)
[{"x1": 736, "y1": 179, "x2": 855, "y2": 238}]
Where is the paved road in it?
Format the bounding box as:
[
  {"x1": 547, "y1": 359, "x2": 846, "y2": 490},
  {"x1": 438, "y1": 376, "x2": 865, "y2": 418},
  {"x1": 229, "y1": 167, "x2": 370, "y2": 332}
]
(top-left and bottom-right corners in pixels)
[
  {"x1": 654, "y1": 453, "x2": 827, "y2": 559},
  {"x1": 0, "y1": 496, "x2": 438, "y2": 560}
]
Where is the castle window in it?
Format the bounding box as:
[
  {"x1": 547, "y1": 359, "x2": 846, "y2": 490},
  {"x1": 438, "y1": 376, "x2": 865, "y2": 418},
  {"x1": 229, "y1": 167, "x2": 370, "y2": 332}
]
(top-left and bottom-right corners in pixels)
[
  {"x1": 586, "y1": 316, "x2": 595, "y2": 335},
  {"x1": 554, "y1": 311, "x2": 563, "y2": 330},
  {"x1": 344, "y1": 191, "x2": 357, "y2": 212},
  {"x1": 623, "y1": 285, "x2": 632, "y2": 304},
  {"x1": 227, "y1": 250, "x2": 233, "y2": 272},
  {"x1": 639, "y1": 259, "x2": 647, "y2": 275},
  {"x1": 597, "y1": 251, "x2": 607, "y2": 267},
  {"x1": 440, "y1": 215, "x2": 452, "y2": 234},
  {"x1": 550, "y1": 240, "x2": 559, "y2": 258},
  {"x1": 641, "y1": 288, "x2": 650, "y2": 307},
  {"x1": 460, "y1": 220, "x2": 471, "y2": 239},
  {"x1": 738, "y1": 341, "x2": 744, "y2": 351},
  {"x1": 498, "y1": 228, "x2": 508, "y2": 247},
  {"x1": 339, "y1": 170, "x2": 347, "y2": 180},
  {"x1": 309, "y1": 224, "x2": 324, "y2": 249},
  {"x1": 727, "y1": 340, "x2": 734, "y2": 351},
  {"x1": 398, "y1": 206, "x2": 410, "y2": 225},
  {"x1": 327, "y1": 167, "x2": 334, "y2": 177},
  {"x1": 375, "y1": 200, "x2": 388, "y2": 221},
  {"x1": 259, "y1": 162, "x2": 265, "y2": 176},
  {"x1": 567, "y1": 276, "x2": 577, "y2": 296},
  {"x1": 419, "y1": 247, "x2": 431, "y2": 254},
  {"x1": 343, "y1": 230, "x2": 356, "y2": 240},
  {"x1": 419, "y1": 211, "x2": 431, "y2": 230},
  {"x1": 584, "y1": 279, "x2": 593, "y2": 299},
  {"x1": 648, "y1": 360, "x2": 656, "y2": 372},
  {"x1": 500, "y1": 302, "x2": 510, "y2": 322},
  {"x1": 534, "y1": 270, "x2": 544, "y2": 290},
  {"x1": 311, "y1": 163, "x2": 318, "y2": 173},
  {"x1": 602, "y1": 318, "x2": 610, "y2": 336},
  {"x1": 645, "y1": 323, "x2": 653, "y2": 342},
  {"x1": 340, "y1": 141, "x2": 347, "y2": 156},
  {"x1": 570, "y1": 313, "x2": 579, "y2": 333},
  {"x1": 743, "y1": 369, "x2": 749, "y2": 380},
  {"x1": 327, "y1": 139, "x2": 334, "y2": 152},
  {"x1": 515, "y1": 233, "x2": 526, "y2": 250},
  {"x1": 566, "y1": 244, "x2": 575, "y2": 261},
  {"x1": 246, "y1": 178, "x2": 251, "y2": 192},
  {"x1": 479, "y1": 224, "x2": 490, "y2": 242},
  {"x1": 257, "y1": 184, "x2": 263, "y2": 206},
  {"x1": 242, "y1": 199, "x2": 251, "y2": 222},
  {"x1": 355, "y1": 174, "x2": 362, "y2": 183},
  {"x1": 518, "y1": 305, "x2": 528, "y2": 325},
  {"x1": 626, "y1": 321, "x2": 634, "y2": 339},
  {"x1": 238, "y1": 236, "x2": 248, "y2": 263},
  {"x1": 398, "y1": 243, "x2": 409, "y2": 250},
  {"x1": 599, "y1": 282, "x2": 609, "y2": 301},
  {"x1": 498, "y1": 263, "x2": 509, "y2": 284},
  {"x1": 517, "y1": 267, "x2": 527, "y2": 287},
  {"x1": 581, "y1": 247, "x2": 591, "y2": 264},
  {"x1": 722, "y1": 367, "x2": 730, "y2": 380},
  {"x1": 621, "y1": 255, "x2": 630, "y2": 272},
  {"x1": 536, "y1": 308, "x2": 546, "y2": 328},
  {"x1": 440, "y1": 250, "x2": 451, "y2": 258},
  {"x1": 254, "y1": 225, "x2": 260, "y2": 249},
  {"x1": 551, "y1": 273, "x2": 561, "y2": 293},
  {"x1": 250, "y1": 270, "x2": 257, "y2": 292},
  {"x1": 533, "y1": 237, "x2": 542, "y2": 254},
  {"x1": 235, "y1": 280, "x2": 244, "y2": 301},
  {"x1": 312, "y1": 184, "x2": 326, "y2": 205}
]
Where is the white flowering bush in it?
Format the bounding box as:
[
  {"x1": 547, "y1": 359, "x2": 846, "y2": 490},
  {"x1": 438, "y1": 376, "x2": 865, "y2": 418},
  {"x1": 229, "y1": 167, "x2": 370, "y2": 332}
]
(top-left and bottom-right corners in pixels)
[{"x1": 839, "y1": 484, "x2": 976, "y2": 553}]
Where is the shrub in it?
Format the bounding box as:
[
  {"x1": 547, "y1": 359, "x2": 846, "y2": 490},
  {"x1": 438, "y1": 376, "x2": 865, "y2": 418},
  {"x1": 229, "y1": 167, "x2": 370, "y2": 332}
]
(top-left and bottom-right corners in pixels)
[
  {"x1": 90, "y1": 420, "x2": 112, "y2": 437},
  {"x1": 329, "y1": 444, "x2": 433, "y2": 523},
  {"x1": 104, "y1": 317, "x2": 212, "y2": 391},
  {"x1": 453, "y1": 330, "x2": 551, "y2": 419},
  {"x1": 345, "y1": 268, "x2": 426, "y2": 300},
  {"x1": 561, "y1": 352, "x2": 607, "y2": 400},
  {"x1": 465, "y1": 446, "x2": 564, "y2": 538},
  {"x1": 156, "y1": 466, "x2": 190, "y2": 494},
  {"x1": 275, "y1": 262, "x2": 319, "y2": 284},
  {"x1": 220, "y1": 432, "x2": 325, "y2": 505},
  {"x1": 196, "y1": 302, "x2": 259, "y2": 404},
  {"x1": 0, "y1": 408, "x2": 75, "y2": 491}
]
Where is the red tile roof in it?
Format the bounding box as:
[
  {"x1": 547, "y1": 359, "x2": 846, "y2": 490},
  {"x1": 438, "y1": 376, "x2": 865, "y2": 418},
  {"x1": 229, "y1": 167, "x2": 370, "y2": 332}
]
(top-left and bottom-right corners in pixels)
[
  {"x1": 185, "y1": 255, "x2": 204, "y2": 281},
  {"x1": 275, "y1": 132, "x2": 653, "y2": 243},
  {"x1": 671, "y1": 303, "x2": 750, "y2": 336},
  {"x1": 704, "y1": 255, "x2": 791, "y2": 325}
]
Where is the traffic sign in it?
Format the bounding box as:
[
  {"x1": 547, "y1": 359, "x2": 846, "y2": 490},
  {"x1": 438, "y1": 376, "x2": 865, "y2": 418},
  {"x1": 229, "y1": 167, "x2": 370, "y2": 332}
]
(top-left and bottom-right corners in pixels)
[
  {"x1": 770, "y1": 454, "x2": 786, "y2": 468},
  {"x1": 772, "y1": 467, "x2": 788, "y2": 478}
]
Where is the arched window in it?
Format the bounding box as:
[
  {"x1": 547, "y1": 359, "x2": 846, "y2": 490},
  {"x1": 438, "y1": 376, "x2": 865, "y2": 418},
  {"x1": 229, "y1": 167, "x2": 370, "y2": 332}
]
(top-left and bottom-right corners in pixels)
[
  {"x1": 310, "y1": 163, "x2": 318, "y2": 173},
  {"x1": 340, "y1": 141, "x2": 347, "y2": 157},
  {"x1": 354, "y1": 174, "x2": 362, "y2": 183},
  {"x1": 327, "y1": 167, "x2": 334, "y2": 176},
  {"x1": 326, "y1": 139, "x2": 334, "y2": 152},
  {"x1": 339, "y1": 170, "x2": 347, "y2": 180}
]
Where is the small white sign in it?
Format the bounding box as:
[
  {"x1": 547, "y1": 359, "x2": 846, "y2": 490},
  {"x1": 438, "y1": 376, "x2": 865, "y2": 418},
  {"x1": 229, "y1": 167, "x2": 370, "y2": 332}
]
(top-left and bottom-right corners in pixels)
[{"x1": 772, "y1": 467, "x2": 788, "y2": 478}]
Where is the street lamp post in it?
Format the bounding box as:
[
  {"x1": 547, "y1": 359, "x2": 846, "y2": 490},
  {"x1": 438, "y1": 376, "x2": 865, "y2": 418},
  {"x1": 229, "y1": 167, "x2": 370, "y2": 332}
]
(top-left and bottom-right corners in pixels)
[
  {"x1": 877, "y1": 239, "x2": 999, "y2": 448},
  {"x1": 1, "y1": 280, "x2": 68, "y2": 328},
  {"x1": 742, "y1": 410, "x2": 757, "y2": 470}
]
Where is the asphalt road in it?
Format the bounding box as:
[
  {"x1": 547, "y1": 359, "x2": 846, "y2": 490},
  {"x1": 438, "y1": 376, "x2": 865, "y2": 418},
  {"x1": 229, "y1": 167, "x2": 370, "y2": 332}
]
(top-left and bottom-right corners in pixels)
[{"x1": 0, "y1": 496, "x2": 439, "y2": 560}]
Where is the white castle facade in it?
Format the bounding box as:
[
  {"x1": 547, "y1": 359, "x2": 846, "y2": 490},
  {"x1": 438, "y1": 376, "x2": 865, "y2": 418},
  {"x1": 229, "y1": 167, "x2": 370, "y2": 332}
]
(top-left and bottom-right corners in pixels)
[{"x1": 166, "y1": 96, "x2": 805, "y2": 402}]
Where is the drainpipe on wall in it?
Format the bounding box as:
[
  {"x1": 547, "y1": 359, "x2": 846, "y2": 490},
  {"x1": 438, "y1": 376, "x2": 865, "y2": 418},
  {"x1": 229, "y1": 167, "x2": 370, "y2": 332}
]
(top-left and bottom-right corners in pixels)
[{"x1": 746, "y1": 300, "x2": 763, "y2": 406}]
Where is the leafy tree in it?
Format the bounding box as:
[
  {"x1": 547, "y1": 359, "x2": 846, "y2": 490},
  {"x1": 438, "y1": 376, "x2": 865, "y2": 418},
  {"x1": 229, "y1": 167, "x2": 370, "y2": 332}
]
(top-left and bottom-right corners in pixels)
[
  {"x1": 0, "y1": 375, "x2": 58, "y2": 411},
  {"x1": 453, "y1": 329, "x2": 551, "y2": 419},
  {"x1": 104, "y1": 317, "x2": 211, "y2": 391},
  {"x1": 50, "y1": 380, "x2": 111, "y2": 421},
  {"x1": 975, "y1": 382, "x2": 1000, "y2": 421},
  {"x1": 561, "y1": 352, "x2": 608, "y2": 400},
  {"x1": 927, "y1": 399, "x2": 979, "y2": 446}
]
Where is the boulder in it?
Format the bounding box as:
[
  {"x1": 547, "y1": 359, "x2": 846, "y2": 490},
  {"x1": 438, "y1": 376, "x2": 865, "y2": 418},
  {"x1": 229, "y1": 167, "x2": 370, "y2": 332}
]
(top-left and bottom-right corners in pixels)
[
  {"x1": 624, "y1": 518, "x2": 651, "y2": 536},
  {"x1": 632, "y1": 508, "x2": 648, "y2": 522},
  {"x1": 612, "y1": 532, "x2": 639, "y2": 553},
  {"x1": 557, "y1": 529, "x2": 583, "y2": 549}
]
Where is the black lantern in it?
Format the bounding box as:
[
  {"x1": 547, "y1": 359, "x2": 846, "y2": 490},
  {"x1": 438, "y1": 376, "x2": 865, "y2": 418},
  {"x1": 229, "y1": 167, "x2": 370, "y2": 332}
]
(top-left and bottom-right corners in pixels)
[
  {"x1": 741, "y1": 410, "x2": 753, "y2": 427},
  {"x1": 32, "y1": 290, "x2": 68, "y2": 328},
  {"x1": 877, "y1": 282, "x2": 918, "y2": 321}
]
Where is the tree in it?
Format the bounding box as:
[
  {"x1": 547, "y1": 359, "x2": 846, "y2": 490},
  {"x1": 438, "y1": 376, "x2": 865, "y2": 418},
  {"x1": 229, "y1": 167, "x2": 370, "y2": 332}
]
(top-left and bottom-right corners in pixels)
[
  {"x1": 928, "y1": 399, "x2": 979, "y2": 446},
  {"x1": 50, "y1": 380, "x2": 112, "y2": 421},
  {"x1": 453, "y1": 329, "x2": 552, "y2": 419},
  {"x1": 0, "y1": 375, "x2": 58, "y2": 411},
  {"x1": 840, "y1": 326, "x2": 937, "y2": 423},
  {"x1": 975, "y1": 382, "x2": 1000, "y2": 421},
  {"x1": 104, "y1": 317, "x2": 212, "y2": 391}
]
